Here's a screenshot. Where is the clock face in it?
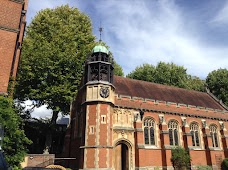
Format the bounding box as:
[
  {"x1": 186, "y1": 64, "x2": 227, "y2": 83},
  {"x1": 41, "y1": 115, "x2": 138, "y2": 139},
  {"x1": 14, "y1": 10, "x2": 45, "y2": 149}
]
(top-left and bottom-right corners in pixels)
[{"x1": 100, "y1": 87, "x2": 110, "y2": 98}]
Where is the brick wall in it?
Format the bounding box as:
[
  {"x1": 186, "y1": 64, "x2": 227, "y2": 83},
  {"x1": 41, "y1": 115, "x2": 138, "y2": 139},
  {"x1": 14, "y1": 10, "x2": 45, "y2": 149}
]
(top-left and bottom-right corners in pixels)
[{"x1": 0, "y1": 0, "x2": 28, "y2": 94}]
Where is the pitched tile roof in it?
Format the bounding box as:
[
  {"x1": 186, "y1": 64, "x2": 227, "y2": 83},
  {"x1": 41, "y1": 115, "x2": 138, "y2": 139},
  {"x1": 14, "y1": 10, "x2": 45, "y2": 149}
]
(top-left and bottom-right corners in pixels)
[{"x1": 113, "y1": 76, "x2": 225, "y2": 110}]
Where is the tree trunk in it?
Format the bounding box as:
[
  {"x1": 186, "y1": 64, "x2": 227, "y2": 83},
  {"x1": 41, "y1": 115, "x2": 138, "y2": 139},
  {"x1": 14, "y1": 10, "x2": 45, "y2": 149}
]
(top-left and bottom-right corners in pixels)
[{"x1": 43, "y1": 111, "x2": 59, "y2": 154}]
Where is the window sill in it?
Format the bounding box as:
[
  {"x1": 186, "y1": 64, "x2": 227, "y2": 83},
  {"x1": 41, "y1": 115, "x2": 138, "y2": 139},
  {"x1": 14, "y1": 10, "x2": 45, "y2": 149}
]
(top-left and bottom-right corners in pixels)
[
  {"x1": 188, "y1": 146, "x2": 203, "y2": 150},
  {"x1": 144, "y1": 145, "x2": 160, "y2": 149},
  {"x1": 164, "y1": 145, "x2": 179, "y2": 149},
  {"x1": 137, "y1": 144, "x2": 160, "y2": 149},
  {"x1": 208, "y1": 147, "x2": 222, "y2": 151}
]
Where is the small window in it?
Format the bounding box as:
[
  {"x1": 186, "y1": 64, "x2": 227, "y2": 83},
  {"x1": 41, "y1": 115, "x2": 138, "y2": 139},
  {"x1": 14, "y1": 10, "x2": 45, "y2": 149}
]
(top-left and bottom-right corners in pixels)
[
  {"x1": 144, "y1": 118, "x2": 155, "y2": 145},
  {"x1": 89, "y1": 126, "x2": 95, "y2": 134},
  {"x1": 168, "y1": 120, "x2": 179, "y2": 146},
  {"x1": 210, "y1": 125, "x2": 218, "y2": 147},
  {"x1": 190, "y1": 123, "x2": 200, "y2": 147},
  {"x1": 101, "y1": 115, "x2": 106, "y2": 124}
]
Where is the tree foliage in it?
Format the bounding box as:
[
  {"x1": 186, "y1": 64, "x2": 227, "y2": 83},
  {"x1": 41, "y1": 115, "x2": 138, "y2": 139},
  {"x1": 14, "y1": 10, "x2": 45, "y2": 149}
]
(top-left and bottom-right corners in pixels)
[
  {"x1": 113, "y1": 60, "x2": 124, "y2": 76},
  {"x1": 185, "y1": 75, "x2": 205, "y2": 92},
  {"x1": 14, "y1": 5, "x2": 124, "y2": 153},
  {"x1": 127, "y1": 62, "x2": 205, "y2": 91},
  {"x1": 171, "y1": 147, "x2": 191, "y2": 170},
  {"x1": 0, "y1": 96, "x2": 31, "y2": 168},
  {"x1": 221, "y1": 158, "x2": 228, "y2": 170},
  {"x1": 15, "y1": 5, "x2": 96, "y2": 117},
  {"x1": 206, "y1": 68, "x2": 228, "y2": 106}
]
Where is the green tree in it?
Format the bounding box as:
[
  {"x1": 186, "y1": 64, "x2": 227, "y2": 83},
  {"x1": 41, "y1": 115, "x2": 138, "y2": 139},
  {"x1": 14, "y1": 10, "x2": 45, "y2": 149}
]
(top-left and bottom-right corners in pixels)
[
  {"x1": 0, "y1": 96, "x2": 31, "y2": 169},
  {"x1": 127, "y1": 62, "x2": 205, "y2": 91},
  {"x1": 113, "y1": 60, "x2": 124, "y2": 76},
  {"x1": 221, "y1": 158, "x2": 228, "y2": 170},
  {"x1": 14, "y1": 5, "x2": 96, "y2": 153},
  {"x1": 171, "y1": 147, "x2": 191, "y2": 170},
  {"x1": 206, "y1": 68, "x2": 228, "y2": 106},
  {"x1": 127, "y1": 63, "x2": 155, "y2": 82},
  {"x1": 14, "y1": 5, "x2": 123, "y2": 153},
  {"x1": 185, "y1": 76, "x2": 205, "y2": 92},
  {"x1": 153, "y1": 62, "x2": 188, "y2": 88}
]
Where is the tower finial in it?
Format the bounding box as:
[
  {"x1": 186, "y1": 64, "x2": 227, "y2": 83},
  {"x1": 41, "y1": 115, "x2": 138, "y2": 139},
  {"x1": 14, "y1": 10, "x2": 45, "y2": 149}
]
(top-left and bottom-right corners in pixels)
[{"x1": 99, "y1": 21, "x2": 103, "y2": 43}]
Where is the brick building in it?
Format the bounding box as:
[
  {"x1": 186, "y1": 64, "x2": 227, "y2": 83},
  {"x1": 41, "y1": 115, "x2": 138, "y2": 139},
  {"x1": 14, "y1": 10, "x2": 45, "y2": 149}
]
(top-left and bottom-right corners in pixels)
[
  {"x1": 63, "y1": 45, "x2": 228, "y2": 170},
  {"x1": 0, "y1": 0, "x2": 28, "y2": 95}
]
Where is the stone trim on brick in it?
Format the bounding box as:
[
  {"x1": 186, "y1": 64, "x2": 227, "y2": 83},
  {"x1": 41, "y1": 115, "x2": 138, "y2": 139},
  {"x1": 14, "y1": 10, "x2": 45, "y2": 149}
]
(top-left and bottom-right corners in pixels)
[
  {"x1": 116, "y1": 94, "x2": 228, "y2": 113},
  {"x1": 113, "y1": 126, "x2": 134, "y2": 131},
  {"x1": 135, "y1": 128, "x2": 143, "y2": 132},
  {"x1": 114, "y1": 105, "x2": 228, "y2": 121},
  {"x1": 80, "y1": 146, "x2": 113, "y2": 149},
  {"x1": 188, "y1": 146, "x2": 204, "y2": 150},
  {"x1": 208, "y1": 147, "x2": 223, "y2": 151},
  {"x1": 183, "y1": 132, "x2": 192, "y2": 136},
  {"x1": 161, "y1": 130, "x2": 169, "y2": 134},
  {"x1": 164, "y1": 145, "x2": 178, "y2": 149},
  {"x1": 0, "y1": 26, "x2": 18, "y2": 33},
  {"x1": 9, "y1": 0, "x2": 24, "y2": 4}
]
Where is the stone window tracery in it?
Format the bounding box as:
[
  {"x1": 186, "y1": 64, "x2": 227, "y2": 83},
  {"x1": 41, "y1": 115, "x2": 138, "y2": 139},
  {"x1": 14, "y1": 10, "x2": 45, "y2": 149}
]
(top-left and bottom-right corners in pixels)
[
  {"x1": 209, "y1": 125, "x2": 219, "y2": 147},
  {"x1": 168, "y1": 120, "x2": 179, "y2": 146},
  {"x1": 190, "y1": 123, "x2": 200, "y2": 147},
  {"x1": 144, "y1": 118, "x2": 155, "y2": 145}
]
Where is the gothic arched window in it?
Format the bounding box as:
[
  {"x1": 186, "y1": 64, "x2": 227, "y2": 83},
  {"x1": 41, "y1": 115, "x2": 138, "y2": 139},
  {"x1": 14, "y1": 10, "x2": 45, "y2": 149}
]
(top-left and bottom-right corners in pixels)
[
  {"x1": 168, "y1": 120, "x2": 179, "y2": 146},
  {"x1": 190, "y1": 123, "x2": 200, "y2": 147},
  {"x1": 144, "y1": 118, "x2": 155, "y2": 145},
  {"x1": 210, "y1": 125, "x2": 219, "y2": 147}
]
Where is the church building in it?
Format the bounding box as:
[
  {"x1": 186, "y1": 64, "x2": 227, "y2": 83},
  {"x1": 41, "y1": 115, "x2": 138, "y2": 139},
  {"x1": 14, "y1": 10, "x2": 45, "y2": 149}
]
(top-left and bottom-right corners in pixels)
[{"x1": 63, "y1": 44, "x2": 228, "y2": 170}]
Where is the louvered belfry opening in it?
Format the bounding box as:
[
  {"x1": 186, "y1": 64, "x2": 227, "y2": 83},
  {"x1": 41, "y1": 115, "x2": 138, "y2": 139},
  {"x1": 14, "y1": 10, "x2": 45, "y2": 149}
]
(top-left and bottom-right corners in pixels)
[{"x1": 84, "y1": 45, "x2": 114, "y2": 84}]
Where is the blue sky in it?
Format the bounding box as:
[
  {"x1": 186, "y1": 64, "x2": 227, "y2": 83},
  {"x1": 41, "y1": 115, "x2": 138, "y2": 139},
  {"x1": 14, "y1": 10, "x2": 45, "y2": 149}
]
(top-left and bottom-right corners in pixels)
[
  {"x1": 26, "y1": 0, "x2": 228, "y2": 118},
  {"x1": 27, "y1": 0, "x2": 228, "y2": 79}
]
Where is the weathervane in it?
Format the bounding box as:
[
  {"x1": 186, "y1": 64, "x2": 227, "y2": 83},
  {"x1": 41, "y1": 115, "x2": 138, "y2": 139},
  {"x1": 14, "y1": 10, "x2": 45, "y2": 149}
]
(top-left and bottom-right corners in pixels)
[{"x1": 99, "y1": 22, "x2": 103, "y2": 43}]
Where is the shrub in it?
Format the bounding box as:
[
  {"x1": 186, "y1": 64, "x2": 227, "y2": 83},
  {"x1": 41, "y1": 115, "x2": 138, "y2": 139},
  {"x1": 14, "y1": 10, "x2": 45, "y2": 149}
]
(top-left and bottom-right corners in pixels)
[
  {"x1": 221, "y1": 158, "x2": 228, "y2": 170},
  {"x1": 196, "y1": 165, "x2": 212, "y2": 170},
  {"x1": 0, "y1": 96, "x2": 31, "y2": 169},
  {"x1": 171, "y1": 147, "x2": 191, "y2": 170}
]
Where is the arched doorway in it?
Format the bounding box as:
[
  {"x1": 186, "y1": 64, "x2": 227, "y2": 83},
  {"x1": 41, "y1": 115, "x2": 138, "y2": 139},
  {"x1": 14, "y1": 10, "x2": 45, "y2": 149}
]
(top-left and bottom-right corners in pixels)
[{"x1": 114, "y1": 143, "x2": 129, "y2": 170}]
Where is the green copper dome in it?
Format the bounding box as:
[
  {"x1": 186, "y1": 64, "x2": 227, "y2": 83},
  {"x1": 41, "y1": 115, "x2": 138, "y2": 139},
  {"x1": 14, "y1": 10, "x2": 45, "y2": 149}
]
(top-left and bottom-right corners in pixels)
[{"x1": 92, "y1": 45, "x2": 109, "y2": 54}]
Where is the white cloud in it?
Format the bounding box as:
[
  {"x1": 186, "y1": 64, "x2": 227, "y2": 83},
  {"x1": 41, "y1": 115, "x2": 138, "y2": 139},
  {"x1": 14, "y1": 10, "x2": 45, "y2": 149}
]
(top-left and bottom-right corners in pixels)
[
  {"x1": 211, "y1": 1, "x2": 228, "y2": 25},
  {"x1": 26, "y1": 0, "x2": 228, "y2": 79},
  {"x1": 25, "y1": 0, "x2": 228, "y2": 118},
  {"x1": 93, "y1": 0, "x2": 228, "y2": 78},
  {"x1": 30, "y1": 105, "x2": 53, "y2": 119},
  {"x1": 23, "y1": 100, "x2": 52, "y2": 119}
]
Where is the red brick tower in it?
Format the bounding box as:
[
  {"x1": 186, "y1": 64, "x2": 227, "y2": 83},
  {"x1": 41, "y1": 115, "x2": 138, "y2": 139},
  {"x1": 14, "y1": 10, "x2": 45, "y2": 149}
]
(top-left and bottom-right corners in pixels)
[
  {"x1": 0, "y1": 0, "x2": 28, "y2": 95},
  {"x1": 82, "y1": 45, "x2": 115, "y2": 169},
  {"x1": 64, "y1": 44, "x2": 115, "y2": 169}
]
